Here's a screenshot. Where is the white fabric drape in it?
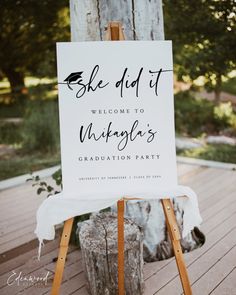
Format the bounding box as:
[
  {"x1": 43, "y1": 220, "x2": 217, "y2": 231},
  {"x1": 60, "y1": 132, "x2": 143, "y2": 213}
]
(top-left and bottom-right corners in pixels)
[{"x1": 35, "y1": 185, "x2": 202, "y2": 258}]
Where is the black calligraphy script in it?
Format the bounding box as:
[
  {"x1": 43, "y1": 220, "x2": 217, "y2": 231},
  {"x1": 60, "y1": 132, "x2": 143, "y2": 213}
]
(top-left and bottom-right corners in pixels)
[
  {"x1": 79, "y1": 120, "x2": 157, "y2": 151},
  {"x1": 63, "y1": 65, "x2": 109, "y2": 98},
  {"x1": 60, "y1": 65, "x2": 172, "y2": 99}
]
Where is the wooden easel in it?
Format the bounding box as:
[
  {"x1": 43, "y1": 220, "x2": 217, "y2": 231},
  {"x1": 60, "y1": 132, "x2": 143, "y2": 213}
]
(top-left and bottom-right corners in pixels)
[{"x1": 51, "y1": 22, "x2": 192, "y2": 295}]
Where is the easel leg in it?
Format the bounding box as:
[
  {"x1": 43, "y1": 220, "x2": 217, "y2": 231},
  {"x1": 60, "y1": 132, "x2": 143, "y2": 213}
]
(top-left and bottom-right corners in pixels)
[
  {"x1": 51, "y1": 218, "x2": 74, "y2": 295},
  {"x1": 117, "y1": 199, "x2": 125, "y2": 295},
  {"x1": 161, "y1": 199, "x2": 192, "y2": 295}
]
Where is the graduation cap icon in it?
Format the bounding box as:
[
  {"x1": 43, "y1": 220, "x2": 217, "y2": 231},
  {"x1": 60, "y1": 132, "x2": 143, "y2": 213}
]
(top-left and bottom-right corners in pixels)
[{"x1": 64, "y1": 72, "x2": 83, "y2": 90}]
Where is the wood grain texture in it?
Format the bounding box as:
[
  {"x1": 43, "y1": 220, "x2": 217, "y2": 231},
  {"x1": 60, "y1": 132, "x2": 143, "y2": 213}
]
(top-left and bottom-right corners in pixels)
[
  {"x1": 70, "y1": 0, "x2": 100, "y2": 41},
  {"x1": 117, "y1": 200, "x2": 125, "y2": 295},
  {"x1": 146, "y1": 211, "x2": 236, "y2": 295},
  {"x1": 79, "y1": 212, "x2": 144, "y2": 295},
  {"x1": 133, "y1": 0, "x2": 164, "y2": 40},
  {"x1": 161, "y1": 199, "x2": 192, "y2": 295},
  {"x1": 69, "y1": 0, "x2": 164, "y2": 41},
  {"x1": 210, "y1": 268, "x2": 236, "y2": 295},
  {"x1": 98, "y1": 0, "x2": 133, "y2": 40},
  {"x1": 51, "y1": 218, "x2": 74, "y2": 295}
]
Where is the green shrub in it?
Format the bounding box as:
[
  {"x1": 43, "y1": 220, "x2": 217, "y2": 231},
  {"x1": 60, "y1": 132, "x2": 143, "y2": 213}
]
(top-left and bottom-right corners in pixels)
[
  {"x1": 22, "y1": 100, "x2": 60, "y2": 152},
  {"x1": 0, "y1": 101, "x2": 26, "y2": 118},
  {"x1": 27, "y1": 83, "x2": 57, "y2": 101},
  {"x1": 177, "y1": 143, "x2": 236, "y2": 164},
  {"x1": 213, "y1": 102, "x2": 236, "y2": 129},
  {"x1": 0, "y1": 121, "x2": 22, "y2": 144},
  {"x1": 221, "y1": 77, "x2": 236, "y2": 95},
  {"x1": 174, "y1": 91, "x2": 236, "y2": 136},
  {"x1": 174, "y1": 91, "x2": 215, "y2": 136},
  {"x1": 0, "y1": 152, "x2": 60, "y2": 180}
]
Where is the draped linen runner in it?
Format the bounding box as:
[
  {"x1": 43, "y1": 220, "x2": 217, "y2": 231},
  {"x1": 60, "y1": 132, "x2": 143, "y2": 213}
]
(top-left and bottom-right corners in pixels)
[{"x1": 35, "y1": 184, "x2": 202, "y2": 258}]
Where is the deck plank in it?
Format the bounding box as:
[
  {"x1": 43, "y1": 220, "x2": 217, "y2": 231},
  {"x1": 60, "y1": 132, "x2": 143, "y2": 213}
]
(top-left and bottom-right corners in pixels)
[
  {"x1": 70, "y1": 286, "x2": 89, "y2": 295},
  {"x1": 144, "y1": 214, "x2": 236, "y2": 295},
  {"x1": 154, "y1": 224, "x2": 236, "y2": 295},
  {"x1": 143, "y1": 199, "x2": 236, "y2": 283},
  {"x1": 210, "y1": 268, "x2": 236, "y2": 295},
  {"x1": 0, "y1": 162, "x2": 206, "y2": 254},
  {"x1": 18, "y1": 252, "x2": 82, "y2": 295},
  {"x1": 0, "y1": 247, "x2": 79, "y2": 294},
  {"x1": 0, "y1": 162, "x2": 235, "y2": 294},
  {"x1": 0, "y1": 238, "x2": 60, "y2": 276},
  {"x1": 192, "y1": 245, "x2": 236, "y2": 295}
]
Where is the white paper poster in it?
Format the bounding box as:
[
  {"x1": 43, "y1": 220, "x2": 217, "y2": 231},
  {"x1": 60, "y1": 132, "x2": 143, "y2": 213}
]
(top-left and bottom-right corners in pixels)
[{"x1": 56, "y1": 41, "x2": 177, "y2": 200}]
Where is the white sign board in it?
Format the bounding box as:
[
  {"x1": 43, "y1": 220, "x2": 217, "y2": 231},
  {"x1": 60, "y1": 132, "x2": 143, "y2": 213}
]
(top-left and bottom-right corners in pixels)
[{"x1": 56, "y1": 41, "x2": 177, "y2": 200}]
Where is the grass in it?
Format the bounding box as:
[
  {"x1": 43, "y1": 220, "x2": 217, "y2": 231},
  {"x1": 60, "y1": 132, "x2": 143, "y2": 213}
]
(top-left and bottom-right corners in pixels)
[
  {"x1": 0, "y1": 77, "x2": 56, "y2": 94},
  {"x1": 0, "y1": 121, "x2": 22, "y2": 144},
  {"x1": 0, "y1": 151, "x2": 61, "y2": 180},
  {"x1": 21, "y1": 100, "x2": 60, "y2": 152},
  {"x1": 0, "y1": 81, "x2": 57, "y2": 110},
  {"x1": 0, "y1": 102, "x2": 26, "y2": 118},
  {"x1": 0, "y1": 82, "x2": 60, "y2": 180},
  {"x1": 177, "y1": 143, "x2": 236, "y2": 164}
]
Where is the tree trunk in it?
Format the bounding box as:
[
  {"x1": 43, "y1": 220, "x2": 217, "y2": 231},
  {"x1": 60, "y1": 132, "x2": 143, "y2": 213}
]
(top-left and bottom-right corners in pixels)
[
  {"x1": 4, "y1": 69, "x2": 25, "y2": 94},
  {"x1": 70, "y1": 1, "x2": 165, "y2": 292},
  {"x1": 214, "y1": 88, "x2": 221, "y2": 104},
  {"x1": 79, "y1": 212, "x2": 144, "y2": 295},
  {"x1": 214, "y1": 73, "x2": 222, "y2": 104},
  {"x1": 70, "y1": 0, "x2": 164, "y2": 41}
]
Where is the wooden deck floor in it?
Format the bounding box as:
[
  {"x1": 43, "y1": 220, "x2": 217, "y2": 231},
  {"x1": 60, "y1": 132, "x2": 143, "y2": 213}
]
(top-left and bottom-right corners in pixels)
[
  {"x1": 0, "y1": 177, "x2": 59, "y2": 258},
  {"x1": 0, "y1": 161, "x2": 236, "y2": 294}
]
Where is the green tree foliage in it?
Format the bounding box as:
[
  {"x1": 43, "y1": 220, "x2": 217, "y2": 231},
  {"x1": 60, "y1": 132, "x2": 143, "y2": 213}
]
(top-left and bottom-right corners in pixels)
[
  {"x1": 164, "y1": 0, "x2": 236, "y2": 102},
  {"x1": 0, "y1": 0, "x2": 70, "y2": 94}
]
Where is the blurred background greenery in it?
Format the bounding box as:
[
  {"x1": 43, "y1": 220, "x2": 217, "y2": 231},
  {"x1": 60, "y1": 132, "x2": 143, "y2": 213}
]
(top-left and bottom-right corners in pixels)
[{"x1": 0, "y1": 0, "x2": 235, "y2": 180}]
